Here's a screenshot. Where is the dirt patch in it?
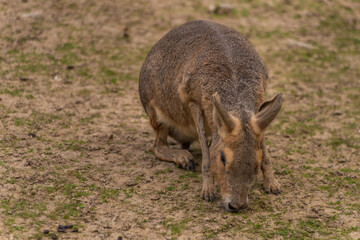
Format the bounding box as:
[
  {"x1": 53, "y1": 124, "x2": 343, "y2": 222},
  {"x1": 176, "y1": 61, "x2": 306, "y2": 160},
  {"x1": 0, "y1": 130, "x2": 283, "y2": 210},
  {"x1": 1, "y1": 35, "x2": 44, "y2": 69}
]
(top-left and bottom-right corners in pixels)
[{"x1": 0, "y1": 0, "x2": 360, "y2": 239}]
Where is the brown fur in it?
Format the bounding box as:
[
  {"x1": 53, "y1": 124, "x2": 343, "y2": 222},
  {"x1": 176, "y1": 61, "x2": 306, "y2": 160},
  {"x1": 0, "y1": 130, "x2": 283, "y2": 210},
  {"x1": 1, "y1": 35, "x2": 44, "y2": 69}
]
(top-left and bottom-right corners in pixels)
[{"x1": 139, "y1": 20, "x2": 283, "y2": 211}]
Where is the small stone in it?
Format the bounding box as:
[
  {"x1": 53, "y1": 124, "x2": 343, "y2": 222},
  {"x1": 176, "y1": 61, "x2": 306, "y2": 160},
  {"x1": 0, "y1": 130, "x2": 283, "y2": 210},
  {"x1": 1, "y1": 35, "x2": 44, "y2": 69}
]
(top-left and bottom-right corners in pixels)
[
  {"x1": 336, "y1": 170, "x2": 344, "y2": 176},
  {"x1": 20, "y1": 77, "x2": 29, "y2": 81},
  {"x1": 150, "y1": 196, "x2": 160, "y2": 201},
  {"x1": 64, "y1": 225, "x2": 73, "y2": 229},
  {"x1": 57, "y1": 228, "x2": 66, "y2": 233},
  {"x1": 125, "y1": 181, "x2": 137, "y2": 187},
  {"x1": 54, "y1": 75, "x2": 62, "y2": 81},
  {"x1": 208, "y1": 5, "x2": 216, "y2": 12},
  {"x1": 51, "y1": 233, "x2": 58, "y2": 240},
  {"x1": 28, "y1": 133, "x2": 36, "y2": 138},
  {"x1": 337, "y1": 159, "x2": 347, "y2": 163},
  {"x1": 287, "y1": 39, "x2": 316, "y2": 49},
  {"x1": 209, "y1": 3, "x2": 233, "y2": 15},
  {"x1": 21, "y1": 11, "x2": 42, "y2": 18},
  {"x1": 57, "y1": 225, "x2": 66, "y2": 233},
  {"x1": 123, "y1": 27, "x2": 130, "y2": 39},
  {"x1": 63, "y1": 79, "x2": 72, "y2": 84},
  {"x1": 331, "y1": 111, "x2": 343, "y2": 116},
  {"x1": 121, "y1": 222, "x2": 131, "y2": 231},
  {"x1": 43, "y1": 230, "x2": 49, "y2": 234},
  {"x1": 118, "y1": 237, "x2": 123, "y2": 240},
  {"x1": 66, "y1": 65, "x2": 75, "y2": 70}
]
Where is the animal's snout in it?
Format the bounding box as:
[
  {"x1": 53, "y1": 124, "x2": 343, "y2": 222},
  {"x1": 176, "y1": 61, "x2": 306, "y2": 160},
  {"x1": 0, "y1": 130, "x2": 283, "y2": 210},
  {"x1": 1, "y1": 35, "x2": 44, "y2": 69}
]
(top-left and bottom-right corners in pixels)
[
  {"x1": 228, "y1": 202, "x2": 238, "y2": 212},
  {"x1": 225, "y1": 201, "x2": 248, "y2": 212}
]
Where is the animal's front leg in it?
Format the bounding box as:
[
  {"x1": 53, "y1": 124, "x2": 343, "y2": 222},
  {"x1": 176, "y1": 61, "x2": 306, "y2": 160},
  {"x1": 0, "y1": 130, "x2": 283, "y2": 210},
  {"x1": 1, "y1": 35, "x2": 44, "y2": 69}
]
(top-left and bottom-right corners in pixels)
[
  {"x1": 261, "y1": 137, "x2": 281, "y2": 195},
  {"x1": 189, "y1": 102, "x2": 217, "y2": 201}
]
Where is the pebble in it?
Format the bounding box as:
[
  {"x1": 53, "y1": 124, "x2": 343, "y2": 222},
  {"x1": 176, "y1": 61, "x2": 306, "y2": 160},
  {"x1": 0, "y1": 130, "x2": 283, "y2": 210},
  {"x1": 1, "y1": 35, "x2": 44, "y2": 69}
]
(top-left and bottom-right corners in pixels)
[
  {"x1": 28, "y1": 133, "x2": 36, "y2": 138},
  {"x1": 337, "y1": 159, "x2": 347, "y2": 163},
  {"x1": 209, "y1": 3, "x2": 233, "y2": 15},
  {"x1": 43, "y1": 230, "x2": 49, "y2": 234},
  {"x1": 54, "y1": 75, "x2": 62, "y2": 81},
  {"x1": 125, "y1": 181, "x2": 138, "y2": 187},
  {"x1": 108, "y1": 134, "x2": 114, "y2": 140},
  {"x1": 51, "y1": 233, "x2": 58, "y2": 240},
  {"x1": 287, "y1": 39, "x2": 316, "y2": 49},
  {"x1": 57, "y1": 225, "x2": 66, "y2": 233},
  {"x1": 63, "y1": 79, "x2": 72, "y2": 84},
  {"x1": 21, "y1": 11, "x2": 42, "y2": 18},
  {"x1": 57, "y1": 228, "x2": 66, "y2": 233},
  {"x1": 64, "y1": 225, "x2": 73, "y2": 229},
  {"x1": 331, "y1": 111, "x2": 343, "y2": 116}
]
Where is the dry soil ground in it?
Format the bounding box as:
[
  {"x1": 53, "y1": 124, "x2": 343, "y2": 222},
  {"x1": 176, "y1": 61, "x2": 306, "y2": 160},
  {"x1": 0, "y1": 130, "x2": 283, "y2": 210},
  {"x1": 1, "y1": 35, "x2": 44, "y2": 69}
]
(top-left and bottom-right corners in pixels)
[{"x1": 1, "y1": 0, "x2": 360, "y2": 239}]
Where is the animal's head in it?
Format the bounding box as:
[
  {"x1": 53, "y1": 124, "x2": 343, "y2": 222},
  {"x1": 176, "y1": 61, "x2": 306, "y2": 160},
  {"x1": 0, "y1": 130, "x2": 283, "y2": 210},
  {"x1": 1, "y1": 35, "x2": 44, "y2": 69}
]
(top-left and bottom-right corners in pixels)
[{"x1": 211, "y1": 92, "x2": 283, "y2": 212}]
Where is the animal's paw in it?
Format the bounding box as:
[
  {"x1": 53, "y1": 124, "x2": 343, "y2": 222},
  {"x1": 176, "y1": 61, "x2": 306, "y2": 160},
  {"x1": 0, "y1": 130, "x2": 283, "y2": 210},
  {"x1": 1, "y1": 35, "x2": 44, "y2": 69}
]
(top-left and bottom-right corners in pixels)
[
  {"x1": 263, "y1": 177, "x2": 281, "y2": 195},
  {"x1": 201, "y1": 182, "x2": 217, "y2": 202},
  {"x1": 174, "y1": 150, "x2": 195, "y2": 171}
]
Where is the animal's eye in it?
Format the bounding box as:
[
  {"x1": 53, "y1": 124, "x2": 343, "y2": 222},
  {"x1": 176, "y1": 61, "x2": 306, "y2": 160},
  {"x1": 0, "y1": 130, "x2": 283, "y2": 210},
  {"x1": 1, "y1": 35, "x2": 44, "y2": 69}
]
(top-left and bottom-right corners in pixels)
[{"x1": 220, "y1": 151, "x2": 226, "y2": 166}]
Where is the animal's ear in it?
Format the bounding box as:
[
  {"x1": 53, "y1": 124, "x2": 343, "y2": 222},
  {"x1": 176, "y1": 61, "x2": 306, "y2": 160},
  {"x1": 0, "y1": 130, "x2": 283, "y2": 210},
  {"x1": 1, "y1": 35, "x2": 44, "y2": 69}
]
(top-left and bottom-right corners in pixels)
[
  {"x1": 255, "y1": 93, "x2": 283, "y2": 132},
  {"x1": 212, "y1": 92, "x2": 236, "y2": 134}
]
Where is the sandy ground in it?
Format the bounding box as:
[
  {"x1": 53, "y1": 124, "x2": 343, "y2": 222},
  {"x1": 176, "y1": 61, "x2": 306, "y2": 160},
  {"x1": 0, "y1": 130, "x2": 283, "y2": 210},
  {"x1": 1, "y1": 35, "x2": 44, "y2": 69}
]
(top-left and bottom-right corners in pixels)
[{"x1": 0, "y1": 0, "x2": 360, "y2": 239}]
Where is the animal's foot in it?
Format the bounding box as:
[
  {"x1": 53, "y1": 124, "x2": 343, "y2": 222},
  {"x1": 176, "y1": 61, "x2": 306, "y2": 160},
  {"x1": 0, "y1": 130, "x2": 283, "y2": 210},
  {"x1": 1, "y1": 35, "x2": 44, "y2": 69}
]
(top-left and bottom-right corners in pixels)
[
  {"x1": 201, "y1": 182, "x2": 217, "y2": 202},
  {"x1": 173, "y1": 149, "x2": 195, "y2": 171},
  {"x1": 154, "y1": 145, "x2": 194, "y2": 171},
  {"x1": 263, "y1": 177, "x2": 281, "y2": 195}
]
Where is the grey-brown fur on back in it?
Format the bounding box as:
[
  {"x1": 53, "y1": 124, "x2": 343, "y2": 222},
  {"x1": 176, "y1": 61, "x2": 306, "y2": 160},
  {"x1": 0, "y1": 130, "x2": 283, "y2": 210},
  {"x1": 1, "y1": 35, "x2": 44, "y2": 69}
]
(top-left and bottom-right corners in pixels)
[{"x1": 139, "y1": 20, "x2": 268, "y2": 135}]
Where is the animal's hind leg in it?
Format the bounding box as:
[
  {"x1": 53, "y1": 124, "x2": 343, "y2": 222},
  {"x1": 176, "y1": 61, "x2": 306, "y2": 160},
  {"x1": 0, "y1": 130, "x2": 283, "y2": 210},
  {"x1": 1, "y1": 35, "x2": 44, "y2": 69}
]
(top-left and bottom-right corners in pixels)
[
  {"x1": 147, "y1": 105, "x2": 195, "y2": 171},
  {"x1": 181, "y1": 142, "x2": 191, "y2": 149},
  {"x1": 168, "y1": 128, "x2": 193, "y2": 149}
]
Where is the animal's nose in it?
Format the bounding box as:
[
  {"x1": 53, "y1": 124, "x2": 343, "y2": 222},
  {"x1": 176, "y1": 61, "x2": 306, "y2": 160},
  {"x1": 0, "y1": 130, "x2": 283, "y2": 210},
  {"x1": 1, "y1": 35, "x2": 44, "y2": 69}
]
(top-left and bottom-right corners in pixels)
[
  {"x1": 228, "y1": 202, "x2": 238, "y2": 212},
  {"x1": 227, "y1": 202, "x2": 248, "y2": 212}
]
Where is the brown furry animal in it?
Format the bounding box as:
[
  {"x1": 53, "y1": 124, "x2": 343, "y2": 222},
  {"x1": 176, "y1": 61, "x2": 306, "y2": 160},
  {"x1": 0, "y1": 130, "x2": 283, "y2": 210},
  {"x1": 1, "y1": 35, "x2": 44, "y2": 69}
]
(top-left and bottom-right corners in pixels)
[{"x1": 139, "y1": 20, "x2": 283, "y2": 212}]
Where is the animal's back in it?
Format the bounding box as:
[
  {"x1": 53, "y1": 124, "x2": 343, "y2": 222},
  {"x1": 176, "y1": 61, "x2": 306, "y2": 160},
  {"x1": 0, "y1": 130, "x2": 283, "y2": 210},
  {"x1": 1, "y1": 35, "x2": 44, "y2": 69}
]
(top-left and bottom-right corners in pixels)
[{"x1": 139, "y1": 20, "x2": 268, "y2": 136}]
